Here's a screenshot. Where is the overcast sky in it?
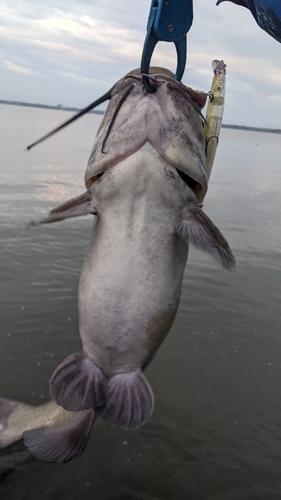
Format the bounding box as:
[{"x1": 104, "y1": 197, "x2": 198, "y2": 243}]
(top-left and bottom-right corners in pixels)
[{"x1": 1, "y1": 0, "x2": 281, "y2": 128}]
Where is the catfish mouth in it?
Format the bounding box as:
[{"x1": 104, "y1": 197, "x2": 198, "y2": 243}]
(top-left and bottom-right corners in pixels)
[
  {"x1": 90, "y1": 168, "x2": 198, "y2": 187},
  {"x1": 175, "y1": 169, "x2": 202, "y2": 199},
  {"x1": 87, "y1": 171, "x2": 104, "y2": 185},
  {"x1": 88, "y1": 161, "x2": 203, "y2": 202}
]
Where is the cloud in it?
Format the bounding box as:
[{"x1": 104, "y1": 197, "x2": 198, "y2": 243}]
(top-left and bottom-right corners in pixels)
[
  {"x1": 267, "y1": 94, "x2": 281, "y2": 105},
  {"x1": 2, "y1": 59, "x2": 41, "y2": 76},
  {"x1": 0, "y1": 0, "x2": 281, "y2": 127}
]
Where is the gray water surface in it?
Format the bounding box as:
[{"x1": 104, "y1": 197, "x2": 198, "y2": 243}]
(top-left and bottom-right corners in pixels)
[{"x1": 1, "y1": 104, "x2": 281, "y2": 499}]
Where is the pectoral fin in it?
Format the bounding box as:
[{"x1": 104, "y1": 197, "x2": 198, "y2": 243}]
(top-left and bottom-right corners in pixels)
[
  {"x1": 29, "y1": 190, "x2": 97, "y2": 226},
  {"x1": 176, "y1": 204, "x2": 235, "y2": 271}
]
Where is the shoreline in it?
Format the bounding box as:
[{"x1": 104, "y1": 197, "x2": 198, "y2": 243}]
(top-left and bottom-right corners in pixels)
[
  {"x1": 0, "y1": 99, "x2": 104, "y2": 115},
  {"x1": 1, "y1": 99, "x2": 280, "y2": 134}
]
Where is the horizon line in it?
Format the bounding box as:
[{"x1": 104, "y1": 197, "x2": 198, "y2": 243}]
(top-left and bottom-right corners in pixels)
[{"x1": 1, "y1": 99, "x2": 281, "y2": 135}]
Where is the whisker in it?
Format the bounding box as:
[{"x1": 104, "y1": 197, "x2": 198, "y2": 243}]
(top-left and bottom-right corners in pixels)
[
  {"x1": 26, "y1": 89, "x2": 112, "y2": 151},
  {"x1": 101, "y1": 84, "x2": 135, "y2": 154}
]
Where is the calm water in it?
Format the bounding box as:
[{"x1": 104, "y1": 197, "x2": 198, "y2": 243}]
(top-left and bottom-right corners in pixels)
[{"x1": 0, "y1": 104, "x2": 281, "y2": 500}]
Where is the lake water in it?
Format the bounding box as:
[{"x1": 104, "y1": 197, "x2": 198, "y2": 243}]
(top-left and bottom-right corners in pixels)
[{"x1": 0, "y1": 103, "x2": 281, "y2": 500}]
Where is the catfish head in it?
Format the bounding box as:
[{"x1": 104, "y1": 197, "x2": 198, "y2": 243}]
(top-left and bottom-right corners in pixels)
[
  {"x1": 29, "y1": 67, "x2": 235, "y2": 271},
  {"x1": 85, "y1": 67, "x2": 208, "y2": 204}
]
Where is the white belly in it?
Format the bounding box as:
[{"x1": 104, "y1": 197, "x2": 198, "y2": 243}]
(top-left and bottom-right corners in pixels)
[{"x1": 78, "y1": 143, "x2": 189, "y2": 377}]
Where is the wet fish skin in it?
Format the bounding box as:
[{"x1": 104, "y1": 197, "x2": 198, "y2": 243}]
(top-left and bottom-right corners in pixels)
[
  {"x1": 0, "y1": 68, "x2": 235, "y2": 462},
  {"x1": 45, "y1": 69, "x2": 234, "y2": 430},
  {"x1": 85, "y1": 67, "x2": 208, "y2": 203},
  {"x1": 0, "y1": 396, "x2": 95, "y2": 463}
]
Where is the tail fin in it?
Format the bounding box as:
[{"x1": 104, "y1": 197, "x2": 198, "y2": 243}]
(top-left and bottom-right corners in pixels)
[
  {"x1": 0, "y1": 395, "x2": 95, "y2": 463},
  {"x1": 49, "y1": 351, "x2": 105, "y2": 411},
  {"x1": 0, "y1": 396, "x2": 34, "y2": 448},
  {"x1": 23, "y1": 409, "x2": 95, "y2": 463},
  {"x1": 96, "y1": 370, "x2": 154, "y2": 430},
  {"x1": 50, "y1": 352, "x2": 154, "y2": 430}
]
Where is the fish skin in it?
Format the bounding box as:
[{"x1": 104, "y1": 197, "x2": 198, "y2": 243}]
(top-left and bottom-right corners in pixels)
[
  {"x1": 0, "y1": 396, "x2": 95, "y2": 463},
  {"x1": 78, "y1": 143, "x2": 190, "y2": 377},
  {"x1": 48, "y1": 69, "x2": 235, "y2": 429},
  {"x1": 0, "y1": 68, "x2": 235, "y2": 461},
  {"x1": 86, "y1": 68, "x2": 208, "y2": 203}
]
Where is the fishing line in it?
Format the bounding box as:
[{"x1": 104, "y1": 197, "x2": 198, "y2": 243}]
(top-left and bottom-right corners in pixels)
[
  {"x1": 123, "y1": 75, "x2": 142, "y2": 82},
  {"x1": 141, "y1": 74, "x2": 159, "y2": 85}
]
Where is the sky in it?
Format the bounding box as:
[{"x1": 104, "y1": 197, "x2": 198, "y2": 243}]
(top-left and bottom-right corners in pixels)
[{"x1": 1, "y1": 0, "x2": 281, "y2": 128}]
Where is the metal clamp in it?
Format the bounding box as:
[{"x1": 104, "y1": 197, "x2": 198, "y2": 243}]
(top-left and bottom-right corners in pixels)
[{"x1": 140, "y1": 0, "x2": 193, "y2": 92}]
